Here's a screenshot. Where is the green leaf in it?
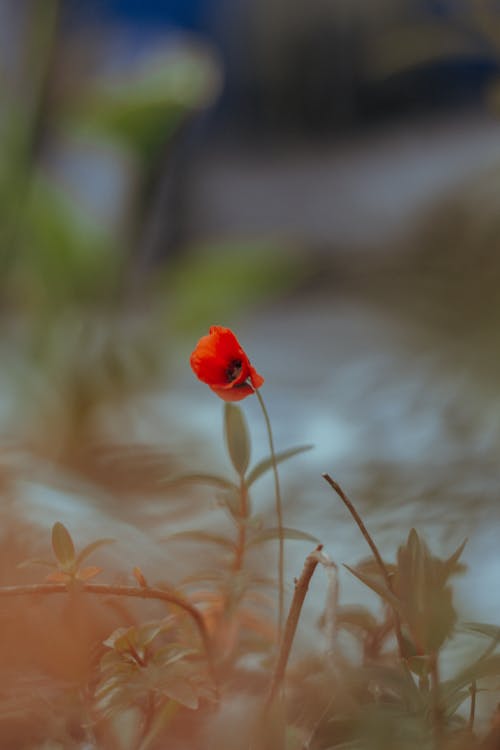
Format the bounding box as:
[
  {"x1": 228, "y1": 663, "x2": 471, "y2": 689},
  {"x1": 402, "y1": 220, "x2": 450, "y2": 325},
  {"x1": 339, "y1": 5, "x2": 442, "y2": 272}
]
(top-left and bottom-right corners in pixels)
[
  {"x1": 224, "y1": 404, "x2": 250, "y2": 477},
  {"x1": 407, "y1": 655, "x2": 431, "y2": 677},
  {"x1": 51, "y1": 522, "x2": 75, "y2": 570},
  {"x1": 165, "y1": 530, "x2": 236, "y2": 550},
  {"x1": 344, "y1": 564, "x2": 403, "y2": 614},
  {"x1": 440, "y1": 538, "x2": 468, "y2": 583},
  {"x1": 75, "y1": 538, "x2": 115, "y2": 567},
  {"x1": 246, "y1": 444, "x2": 313, "y2": 487},
  {"x1": 462, "y1": 622, "x2": 500, "y2": 641},
  {"x1": 444, "y1": 654, "x2": 500, "y2": 699},
  {"x1": 247, "y1": 527, "x2": 319, "y2": 547},
  {"x1": 163, "y1": 473, "x2": 237, "y2": 491},
  {"x1": 444, "y1": 689, "x2": 471, "y2": 719}
]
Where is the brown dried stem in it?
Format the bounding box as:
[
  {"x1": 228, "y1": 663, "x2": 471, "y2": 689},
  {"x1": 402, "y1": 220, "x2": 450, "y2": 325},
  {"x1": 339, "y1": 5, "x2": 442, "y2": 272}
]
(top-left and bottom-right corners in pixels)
[{"x1": 265, "y1": 544, "x2": 324, "y2": 710}]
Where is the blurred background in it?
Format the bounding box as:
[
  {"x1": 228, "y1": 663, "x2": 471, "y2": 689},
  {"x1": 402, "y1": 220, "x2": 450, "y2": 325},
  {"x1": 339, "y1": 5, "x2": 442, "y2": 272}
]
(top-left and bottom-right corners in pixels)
[{"x1": 2, "y1": 0, "x2": 500, "y2": 689}]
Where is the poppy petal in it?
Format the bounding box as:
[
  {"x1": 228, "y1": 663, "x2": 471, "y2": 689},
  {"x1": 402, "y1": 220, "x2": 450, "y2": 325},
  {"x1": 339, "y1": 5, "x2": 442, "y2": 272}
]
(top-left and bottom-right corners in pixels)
[
  {"x1": 210, "y1": 383, "x2": 255, "y2": 401},
  {"x1": 248, "y1": 365, "x2": 265, "y2": 389}
]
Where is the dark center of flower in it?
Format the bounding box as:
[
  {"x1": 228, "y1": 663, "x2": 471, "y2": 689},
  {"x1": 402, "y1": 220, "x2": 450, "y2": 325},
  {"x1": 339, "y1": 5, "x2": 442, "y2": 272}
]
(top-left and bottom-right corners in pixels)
[{"x1": 226, "y1": 359, "x2": 243, "y2": 382}]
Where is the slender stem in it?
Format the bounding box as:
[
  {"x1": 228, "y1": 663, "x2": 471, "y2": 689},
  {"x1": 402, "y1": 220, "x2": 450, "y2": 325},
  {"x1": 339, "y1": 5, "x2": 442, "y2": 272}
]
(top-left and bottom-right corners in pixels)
[
  {"x1": 255, "y1": 388, "x2": 284, "y2": 636},
  {"x1": 322, "y1": 474, "x2": 405, "y2": 659},
  {"x1": 429, "y1": 651, "x2": 443, "y2": 746},
  {"x1": 265, "y1": 545, "x2": 323, "y2": 710},
  {"x1": 233, "y1": 476, "x2": 248, "y2": 572},
  {"x1": 0, "y1": 581, "x2": 216, "y2": 689}
]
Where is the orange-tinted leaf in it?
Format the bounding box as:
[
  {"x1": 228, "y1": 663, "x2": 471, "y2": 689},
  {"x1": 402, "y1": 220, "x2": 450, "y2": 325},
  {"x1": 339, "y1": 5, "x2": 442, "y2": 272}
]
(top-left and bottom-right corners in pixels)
[
  {"x1": 159, "y1": 678, "x2": 199, "y2": 710},
  {"x1": 45, "y1": 570, "x2": 71, "y2": 583},
  {"x1": 18, "y1": 558, "x2": 56, "y2": 570},
  {"x1": 77, "y1": 566, "x2": 102, "y2": 581},
  {"x1": 133, "y1": 567, "x2": 148, "y2": 587},
  {"x1": 75, "y1": 538, "x2": 115, "y2": 567}
]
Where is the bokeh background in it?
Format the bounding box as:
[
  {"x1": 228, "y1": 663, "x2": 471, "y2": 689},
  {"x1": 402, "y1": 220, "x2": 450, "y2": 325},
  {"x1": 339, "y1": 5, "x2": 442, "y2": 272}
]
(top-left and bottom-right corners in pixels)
[{"x1": 2, "y1": 0, "x2": 500, "y2": 710}]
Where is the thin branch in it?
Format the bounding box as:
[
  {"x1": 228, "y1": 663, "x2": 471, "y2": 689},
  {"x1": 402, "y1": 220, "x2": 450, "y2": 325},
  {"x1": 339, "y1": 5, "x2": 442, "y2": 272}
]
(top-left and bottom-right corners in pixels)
[
  {"x1": 265, "y1": 545, "x2": 324, "y2": 710},
  {"x1": 322, "y1": 474, "x2": 405, "y2": 659},
  {"x1": 0, "y1": 581, "x2": 216, "y2": 688}
]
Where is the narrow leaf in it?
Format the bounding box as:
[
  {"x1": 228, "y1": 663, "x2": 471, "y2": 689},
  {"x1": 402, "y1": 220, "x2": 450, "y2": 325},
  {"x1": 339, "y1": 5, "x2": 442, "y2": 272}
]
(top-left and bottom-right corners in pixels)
[
  {"x1": 46, "y1": 570, "x2": 71, "y2": 583},
  {"x1": 159, "y1": 679, "x2": 199, "y2": 710},
  {"x1": 163, "y1": 473, "x2": 237, "y2": 491},
  {"x1": 134, "y1": 567, "x2": 148, "y2": 588},
  {"x1": 445, "y1": 654, "x2": 500, "y2": 698},
  {"x1": 344, "y1": 564, "x2": 403, "y2": 614},
  {"x1": 247, "y1": 527, "x2": 319, "y2": 547},
  {"x1": 18, "y1": 558, "x2": 56, "y2": 570},
  {"x1": 224, "y1": 403, "x2": 250, "y2": 476},
  {"x1": 246, "y1": 444, "x2": 313, "y2": 487},
  {"x1": 75, "y1": 538, "x2": 115, "y2": 567},
  {"x1": 462, "y1": 621, "x2": 500, "y2": 641},
  {"x1": 442, "y1": 538, "x2": 468, "y2": 580},
  {"x1": 77, "y1": 566, "x2": 102, "y2": 581},
  {"x1": 165, "y1": 530, "x2": 236, "y2": 550},
  {"x1": 51, "y1": 522, "x2": 75, "y2": 569}
]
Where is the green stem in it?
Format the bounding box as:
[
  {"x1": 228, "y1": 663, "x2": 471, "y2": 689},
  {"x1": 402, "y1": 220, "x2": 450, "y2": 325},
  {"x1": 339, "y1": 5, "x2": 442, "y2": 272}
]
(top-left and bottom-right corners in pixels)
[
  {"x1": 429, "y1": 651, "x2": 443, "y2": 747},
  {"x1": 233, "y1": 476, "x2": 248, "y2": 572},
  {"x1": 255, "y1": 388, "x2": 284, "y2": 637}
]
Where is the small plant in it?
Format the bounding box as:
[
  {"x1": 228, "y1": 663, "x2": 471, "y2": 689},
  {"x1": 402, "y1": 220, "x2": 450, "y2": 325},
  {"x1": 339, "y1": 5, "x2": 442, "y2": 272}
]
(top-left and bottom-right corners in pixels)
[{"x1": 1, "y1": 326, "x2": 500, "y2": 750}]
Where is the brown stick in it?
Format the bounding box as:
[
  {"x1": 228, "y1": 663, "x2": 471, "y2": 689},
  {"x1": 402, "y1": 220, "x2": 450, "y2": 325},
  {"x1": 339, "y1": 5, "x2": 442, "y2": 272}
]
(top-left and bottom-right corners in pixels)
[
  {"x1": 0, "y1": 581, "x2": 216, "y2": 687},
  {"x1": 322, "y1": 474, "x2": 405, "y2": 658},
  {"x1": 265, "y1": 545, "x2": 323, "y2": 710}
]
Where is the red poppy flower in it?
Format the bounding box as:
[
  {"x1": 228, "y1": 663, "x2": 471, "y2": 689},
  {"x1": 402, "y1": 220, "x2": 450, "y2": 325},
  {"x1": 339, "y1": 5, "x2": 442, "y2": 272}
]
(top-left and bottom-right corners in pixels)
[{"x1": 190, "y1": 326, "x2": 264, "y2": 401}]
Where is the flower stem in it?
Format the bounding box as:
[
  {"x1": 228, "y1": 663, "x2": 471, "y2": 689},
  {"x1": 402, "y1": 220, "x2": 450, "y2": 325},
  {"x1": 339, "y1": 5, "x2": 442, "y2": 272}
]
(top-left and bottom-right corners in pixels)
[{"x1": 255, "y1": 388, "x2": 284, "y2": 637}]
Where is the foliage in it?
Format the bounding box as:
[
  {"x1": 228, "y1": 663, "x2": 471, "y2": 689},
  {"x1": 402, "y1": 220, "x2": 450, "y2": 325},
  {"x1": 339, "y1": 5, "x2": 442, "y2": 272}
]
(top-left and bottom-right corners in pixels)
[{"x1": 3, "y1": 401, "x2": 500, "y2": 750}]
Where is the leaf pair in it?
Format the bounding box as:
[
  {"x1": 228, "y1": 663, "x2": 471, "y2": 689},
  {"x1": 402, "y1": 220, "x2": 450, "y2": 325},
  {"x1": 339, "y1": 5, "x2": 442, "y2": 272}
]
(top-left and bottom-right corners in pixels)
[
  {"x1": 224, "y1": 402, "x2": 313, "y2": 484},
  {"x1": 20, "y1": 521, "x2": 114, "y2": 583}
]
